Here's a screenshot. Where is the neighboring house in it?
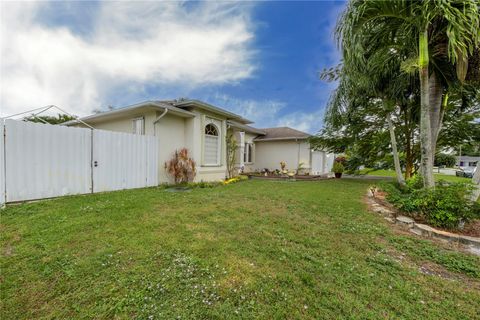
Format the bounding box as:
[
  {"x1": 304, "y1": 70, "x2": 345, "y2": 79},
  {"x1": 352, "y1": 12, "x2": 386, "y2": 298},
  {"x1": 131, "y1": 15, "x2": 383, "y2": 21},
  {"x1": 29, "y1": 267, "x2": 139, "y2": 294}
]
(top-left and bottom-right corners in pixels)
[
  {"x1": 66, "y1": 99, "x2": 333, "y2": 182},
  {"x1": 457, "y1": 156, "x2": 479, "y2": 168}
]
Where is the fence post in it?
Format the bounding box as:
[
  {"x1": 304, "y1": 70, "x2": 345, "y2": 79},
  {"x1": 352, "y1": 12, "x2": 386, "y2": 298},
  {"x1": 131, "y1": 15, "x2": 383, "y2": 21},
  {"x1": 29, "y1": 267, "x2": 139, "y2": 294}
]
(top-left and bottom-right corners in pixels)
[
  {"x1": 1, "y1": 120, "x2": 6, "y2": 208},
  {"x1": 90, "y1": 128, "x2": 94, "y2": 194}
]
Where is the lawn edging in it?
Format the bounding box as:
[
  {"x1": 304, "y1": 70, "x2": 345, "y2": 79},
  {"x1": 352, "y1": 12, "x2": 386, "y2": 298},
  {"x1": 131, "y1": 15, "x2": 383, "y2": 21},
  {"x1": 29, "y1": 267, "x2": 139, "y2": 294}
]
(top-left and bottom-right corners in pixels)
[{"x1": 366, "y1": 189, "x2": 480, "y2": 255}]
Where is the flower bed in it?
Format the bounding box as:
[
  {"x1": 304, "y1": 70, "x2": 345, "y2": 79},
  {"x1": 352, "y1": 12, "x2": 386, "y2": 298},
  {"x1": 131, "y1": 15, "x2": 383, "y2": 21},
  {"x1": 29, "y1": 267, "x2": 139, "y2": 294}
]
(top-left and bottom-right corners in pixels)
[{"x1": 245, "y1": 173, "x2": 331, "y2": 181}]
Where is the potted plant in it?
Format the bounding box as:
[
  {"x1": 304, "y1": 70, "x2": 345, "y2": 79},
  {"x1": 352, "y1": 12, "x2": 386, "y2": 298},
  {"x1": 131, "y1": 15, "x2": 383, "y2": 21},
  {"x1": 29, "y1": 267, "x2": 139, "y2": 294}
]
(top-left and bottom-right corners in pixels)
[{"x1": 332, "y1": 161, "x2": 344, "y2": 178}]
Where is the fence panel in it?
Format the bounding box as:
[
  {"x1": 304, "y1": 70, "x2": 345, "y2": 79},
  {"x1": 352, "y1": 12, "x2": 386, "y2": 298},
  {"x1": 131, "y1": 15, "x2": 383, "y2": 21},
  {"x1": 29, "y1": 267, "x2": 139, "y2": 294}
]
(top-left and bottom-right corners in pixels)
[
  {"x1": 145, "y1": 135, "x2": 159, "y2": 187},
  {"x1": 0, "y1": 121, "x2": 5, "y2": 206},
  {"x1": 93, "y1": 130, "x2": 158, "y2": 193},
  {"x1": 5, "y1": 120, "x2": 92, "y2": 202}
]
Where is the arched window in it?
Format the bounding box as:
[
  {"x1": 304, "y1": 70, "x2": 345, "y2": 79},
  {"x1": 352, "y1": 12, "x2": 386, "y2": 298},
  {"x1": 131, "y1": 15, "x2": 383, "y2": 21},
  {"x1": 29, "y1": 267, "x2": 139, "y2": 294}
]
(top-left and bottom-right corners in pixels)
[{"x1": 204, "y1": 123, "x2": 220, "y2": 165}]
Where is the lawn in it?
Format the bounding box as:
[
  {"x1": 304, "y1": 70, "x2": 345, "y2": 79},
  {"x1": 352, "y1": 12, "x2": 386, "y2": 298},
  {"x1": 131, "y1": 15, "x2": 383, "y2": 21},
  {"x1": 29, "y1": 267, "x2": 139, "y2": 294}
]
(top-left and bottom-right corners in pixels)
[
  {"x1": 356, "y1": 168, "x2": 472, "y2": 183},
  {"x1": 1, "y1": 179, "x2": 479, "y2": 319}
]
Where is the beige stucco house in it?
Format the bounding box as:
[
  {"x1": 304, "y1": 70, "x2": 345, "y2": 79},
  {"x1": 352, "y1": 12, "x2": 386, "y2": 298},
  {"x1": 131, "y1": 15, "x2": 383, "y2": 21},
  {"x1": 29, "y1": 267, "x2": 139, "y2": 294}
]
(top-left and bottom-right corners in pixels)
[{"x1": 66, "y1": 99, "x2": 334, "y2": 182}]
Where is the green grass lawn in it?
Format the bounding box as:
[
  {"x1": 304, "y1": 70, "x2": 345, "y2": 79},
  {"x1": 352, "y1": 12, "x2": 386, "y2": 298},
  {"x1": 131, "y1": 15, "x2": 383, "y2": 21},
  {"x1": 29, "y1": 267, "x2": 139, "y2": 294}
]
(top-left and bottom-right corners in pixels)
[
  {"x1": 1, "y1": 180, "x2": 479, "y2": 319},
  {"x1": 357, "y1": 168, "x2": 471, "y2": 183}
]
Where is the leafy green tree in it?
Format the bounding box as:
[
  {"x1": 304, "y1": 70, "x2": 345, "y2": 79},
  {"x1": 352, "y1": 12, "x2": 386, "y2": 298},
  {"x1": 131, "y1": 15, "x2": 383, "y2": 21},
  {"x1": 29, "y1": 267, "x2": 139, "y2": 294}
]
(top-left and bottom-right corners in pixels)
[
  {"x1": 24, "y1": 113, "x2": 76, "y2": 125},
  {"x1": 336, "y1": 0, "x2": 480, "y2": 188}
]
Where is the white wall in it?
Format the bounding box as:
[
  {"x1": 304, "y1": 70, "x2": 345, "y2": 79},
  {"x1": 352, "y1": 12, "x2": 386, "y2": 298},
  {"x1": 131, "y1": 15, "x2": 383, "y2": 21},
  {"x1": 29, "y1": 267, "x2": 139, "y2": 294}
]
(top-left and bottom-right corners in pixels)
[{"x1": 254, "y1": 140, "x2": 311, "y2": 172}]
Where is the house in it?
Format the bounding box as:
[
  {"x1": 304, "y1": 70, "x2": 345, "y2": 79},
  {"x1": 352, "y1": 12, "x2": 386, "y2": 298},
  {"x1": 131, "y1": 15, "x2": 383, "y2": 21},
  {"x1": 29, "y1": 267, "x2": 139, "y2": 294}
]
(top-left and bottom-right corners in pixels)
[
  {"x1": 66, "y1": 99, "x2": 333, "y2": 182},
  {"x1": 457, "y1": 156, "x2": 479, "y2": 168}
]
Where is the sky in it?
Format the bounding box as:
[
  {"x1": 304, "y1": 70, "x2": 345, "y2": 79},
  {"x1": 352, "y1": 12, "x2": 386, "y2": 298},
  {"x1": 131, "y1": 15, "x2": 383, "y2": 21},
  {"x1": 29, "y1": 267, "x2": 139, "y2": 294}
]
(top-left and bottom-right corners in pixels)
[{"x1": 0, "y1": 1, "x2": 345, "y2": 133}]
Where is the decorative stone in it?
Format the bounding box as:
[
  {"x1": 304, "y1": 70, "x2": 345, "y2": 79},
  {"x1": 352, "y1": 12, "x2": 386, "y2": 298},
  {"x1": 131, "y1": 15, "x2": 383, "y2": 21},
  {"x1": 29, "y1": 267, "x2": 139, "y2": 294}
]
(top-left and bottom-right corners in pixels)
[
  {"x1": 384, "y1": 217, "x2": 394, "y2": 223},
  {"x1": 412, "y1": 224, "x2": 434, "y2": 237},
  {"x1": 395, "y1": 216, "x2": 415, "y2": 229},
  {"x1": 459, "y1": 235, "x2": 480, "y2": 246},
  {"x1": 431, "y1": 229, "x2": 460, "y2": 242}
]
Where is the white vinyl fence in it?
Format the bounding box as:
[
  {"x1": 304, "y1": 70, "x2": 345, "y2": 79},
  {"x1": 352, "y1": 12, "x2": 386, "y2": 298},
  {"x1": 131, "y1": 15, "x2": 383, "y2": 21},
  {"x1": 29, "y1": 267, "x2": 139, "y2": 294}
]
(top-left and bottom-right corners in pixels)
[{"x1": 1, "y1": 119, "x2": 158, "y2": 204}]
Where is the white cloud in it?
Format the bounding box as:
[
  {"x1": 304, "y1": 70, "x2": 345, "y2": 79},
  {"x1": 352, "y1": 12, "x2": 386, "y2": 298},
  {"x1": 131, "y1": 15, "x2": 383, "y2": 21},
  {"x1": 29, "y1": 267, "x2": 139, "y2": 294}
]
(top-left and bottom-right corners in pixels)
[
  {"x1": 0, "y1": 1, "x2": 256, "y2": 117},
  {"x1": 209, "y1": 93, "x2": 324, "y2": 133}
]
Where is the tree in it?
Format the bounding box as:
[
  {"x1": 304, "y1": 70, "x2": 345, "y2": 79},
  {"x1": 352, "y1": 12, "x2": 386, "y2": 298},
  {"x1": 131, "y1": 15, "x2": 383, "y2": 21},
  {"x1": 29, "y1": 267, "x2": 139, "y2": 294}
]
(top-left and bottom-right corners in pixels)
[
  {"x1": 226, "y1": 131, "x2": 238, "y2": 179},
  {"x1": 24, "y1": 113, "x2": 76, "y2": 125},
  {"x1": 336, "y1": 0, "x2": 480, "y2": 188}
]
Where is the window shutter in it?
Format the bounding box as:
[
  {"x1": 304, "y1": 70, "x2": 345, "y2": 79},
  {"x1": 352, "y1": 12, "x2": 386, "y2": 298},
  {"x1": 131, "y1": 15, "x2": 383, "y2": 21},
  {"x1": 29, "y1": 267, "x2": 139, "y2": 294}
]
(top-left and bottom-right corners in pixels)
[{"x1": 204, "y1": 135, "x2": 219, "y2": 165}]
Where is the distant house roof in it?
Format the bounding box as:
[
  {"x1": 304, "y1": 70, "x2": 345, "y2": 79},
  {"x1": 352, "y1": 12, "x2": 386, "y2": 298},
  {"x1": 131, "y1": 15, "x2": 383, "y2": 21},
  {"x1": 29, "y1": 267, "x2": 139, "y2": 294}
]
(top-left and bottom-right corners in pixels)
[
  {"x1": 227, "y1": 121, "x2": 266, "y2": 135},
  {"x1": 253, "y1": 127, "x2": 310, "y2": 141}
]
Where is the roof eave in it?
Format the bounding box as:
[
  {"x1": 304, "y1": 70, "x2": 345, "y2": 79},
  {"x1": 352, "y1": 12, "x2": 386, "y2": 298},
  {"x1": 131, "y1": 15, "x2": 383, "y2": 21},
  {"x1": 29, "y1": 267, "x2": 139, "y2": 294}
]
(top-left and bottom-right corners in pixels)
[
  {"x1": 175, "y1": 99, "x2": 253, "y2": 123},
  {"x1": 254, "y1": 136, "x2": 310, "y2": 142},
  {"x1": 63, "y1": 101, "x2": 195, "y2": 126}
]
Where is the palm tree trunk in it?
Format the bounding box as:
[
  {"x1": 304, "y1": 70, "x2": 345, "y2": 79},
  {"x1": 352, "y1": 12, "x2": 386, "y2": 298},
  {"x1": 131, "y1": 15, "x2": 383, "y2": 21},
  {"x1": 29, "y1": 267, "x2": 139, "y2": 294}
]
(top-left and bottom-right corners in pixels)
[
  {"x1": 403, "y1": 104, "x2": 413, "y2": 179},
  {"x1": 387, "y1": 114, "x2": 406, "y2": 187},
  {"x1": 471, "y1": 166, "x2": 480, "y2": 202},
  {"x1": 429, "y1": 72, "x2": 445, "y2": 156},
  {"x1": 419, "y1": 29, "x2": 435, "y2": 188}
]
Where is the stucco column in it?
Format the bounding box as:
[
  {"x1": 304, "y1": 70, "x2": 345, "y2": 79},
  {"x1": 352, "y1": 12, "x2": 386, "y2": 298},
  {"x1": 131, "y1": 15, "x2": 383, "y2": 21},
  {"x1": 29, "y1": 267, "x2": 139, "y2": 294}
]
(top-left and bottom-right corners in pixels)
[{"x1": 239, "y1": 131, "x2": 245, "y2": 167}]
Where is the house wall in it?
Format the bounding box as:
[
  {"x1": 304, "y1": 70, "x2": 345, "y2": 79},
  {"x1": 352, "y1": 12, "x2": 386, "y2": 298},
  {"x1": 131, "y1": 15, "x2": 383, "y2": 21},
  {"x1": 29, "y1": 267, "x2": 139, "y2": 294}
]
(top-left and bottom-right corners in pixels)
[
  {"x1": 254, "y1": 140, "x2": 312, "y2": 172},
  {"x1": 79, "y1": 111, "x2": 158, "y2": 136},
  {"x1": 154, "y1": 114, "x2": 186, "y2": 183}
]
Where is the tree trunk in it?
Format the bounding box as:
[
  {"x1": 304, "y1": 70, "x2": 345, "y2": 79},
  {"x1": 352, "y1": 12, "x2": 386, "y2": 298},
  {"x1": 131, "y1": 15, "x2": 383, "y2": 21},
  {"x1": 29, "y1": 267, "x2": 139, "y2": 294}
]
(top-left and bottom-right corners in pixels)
[
  {"x1": 403, "y1": 104, "x2": 413, "y2": 179},
  {"x1": 419, "y1": 30, "x2": 435, "y2": 188},
  {"x1": 387, "y1": 114, "x2": 406, "y2": 187},
  {"x1": 429, "y1": 72, "x2": 445, "y2": 156},
  {"x1": 471, "y1": 166, "x2": 480, "y2": 202}
]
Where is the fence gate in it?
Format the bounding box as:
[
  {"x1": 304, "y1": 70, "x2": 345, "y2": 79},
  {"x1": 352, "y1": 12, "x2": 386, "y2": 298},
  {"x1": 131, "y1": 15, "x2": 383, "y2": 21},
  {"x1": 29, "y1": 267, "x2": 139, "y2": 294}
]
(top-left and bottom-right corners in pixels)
[
  {"x1": 92, "y1": 130, "x2": 158, "y2": 193},
  {"x1": 1, "y1": 119, "x2": 158, "y2": 203}
]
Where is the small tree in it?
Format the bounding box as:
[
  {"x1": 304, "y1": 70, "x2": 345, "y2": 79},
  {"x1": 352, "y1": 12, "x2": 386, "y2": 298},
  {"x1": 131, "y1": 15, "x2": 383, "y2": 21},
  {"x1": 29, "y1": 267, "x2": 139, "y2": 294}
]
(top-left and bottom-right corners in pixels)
[
  {"x1": 165, "y1": 148, "x2": 196, "y2": 184},
  {"x1": 434, "y1": 153, "x2": 456, "y2": 168},
  {"x1": 226, "y1": 132, "x2": 238, "y2": 179}
]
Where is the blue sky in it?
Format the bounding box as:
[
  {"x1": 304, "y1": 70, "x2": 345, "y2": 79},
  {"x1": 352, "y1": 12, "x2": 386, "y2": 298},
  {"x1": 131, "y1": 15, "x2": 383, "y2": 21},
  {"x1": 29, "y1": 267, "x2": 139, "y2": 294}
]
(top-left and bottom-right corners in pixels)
[{"x1": 0, "y1": 1, "x2": 345, "y2": 133}]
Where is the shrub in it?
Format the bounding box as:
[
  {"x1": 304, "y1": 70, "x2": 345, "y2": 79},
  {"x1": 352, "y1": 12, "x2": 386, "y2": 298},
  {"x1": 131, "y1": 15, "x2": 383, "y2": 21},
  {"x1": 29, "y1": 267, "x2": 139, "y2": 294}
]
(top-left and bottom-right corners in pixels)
[
  {"x1": 166, "y1": 148, "x2": 196, "y2": 184},
  {"x1": 332, "y1": 161, "x2": 345, "y2": 173},
  {"x1": 383, "y1": 180, "x2": 479, "y2": 229}
]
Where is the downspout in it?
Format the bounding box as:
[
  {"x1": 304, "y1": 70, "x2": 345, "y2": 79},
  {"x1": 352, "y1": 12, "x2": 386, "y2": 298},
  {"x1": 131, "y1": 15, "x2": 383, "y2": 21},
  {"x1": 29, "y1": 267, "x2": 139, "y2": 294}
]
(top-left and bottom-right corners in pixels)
[{"x1": 153, "y1": 108, "x2": 168, "y2": 136}]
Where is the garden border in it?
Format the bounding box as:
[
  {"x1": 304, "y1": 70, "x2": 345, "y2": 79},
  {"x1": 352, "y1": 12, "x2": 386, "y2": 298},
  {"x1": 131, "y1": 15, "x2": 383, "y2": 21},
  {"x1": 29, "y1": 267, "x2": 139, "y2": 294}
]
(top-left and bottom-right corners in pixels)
[{"x1": 366, "y1": 189, "x2": 480, "y2": 254}]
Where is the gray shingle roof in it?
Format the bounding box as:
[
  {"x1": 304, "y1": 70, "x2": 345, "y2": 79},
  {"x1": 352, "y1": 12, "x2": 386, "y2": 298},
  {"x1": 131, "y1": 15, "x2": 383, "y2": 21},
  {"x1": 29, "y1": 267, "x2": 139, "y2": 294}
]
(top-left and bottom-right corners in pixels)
[{"x1": 253, "y1": 127, "x2": 310, "y2": 141}]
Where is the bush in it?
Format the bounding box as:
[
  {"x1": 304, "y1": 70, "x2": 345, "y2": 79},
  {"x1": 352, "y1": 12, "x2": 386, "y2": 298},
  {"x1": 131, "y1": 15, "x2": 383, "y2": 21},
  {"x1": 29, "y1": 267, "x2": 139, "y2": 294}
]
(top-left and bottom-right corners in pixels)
[
  {"x1": 383, "y1": 179, "x2": 479, "y2": 230},
  {"x1": 434, "y1": 153, "x2": 457, "y2": 168},
  {"x1": 166, "y1": 148, "x2": 196, "y2": 184},
  {"x1": 332, "y1": 161, "x2": 345, "y2": 173}
]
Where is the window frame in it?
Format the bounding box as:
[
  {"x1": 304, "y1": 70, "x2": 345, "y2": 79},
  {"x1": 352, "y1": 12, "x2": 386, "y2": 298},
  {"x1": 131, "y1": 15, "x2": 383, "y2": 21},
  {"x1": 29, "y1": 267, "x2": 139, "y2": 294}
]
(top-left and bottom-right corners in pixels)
[
  {"x1": 203, "y1": 123, "x2": 221, "y2": 166},
  {"x1": 244, "y1": 142, "x2": 253, "y2": 164},
  {"x1": 132, "y1": 117, "x2": 145, "y2": 135}
]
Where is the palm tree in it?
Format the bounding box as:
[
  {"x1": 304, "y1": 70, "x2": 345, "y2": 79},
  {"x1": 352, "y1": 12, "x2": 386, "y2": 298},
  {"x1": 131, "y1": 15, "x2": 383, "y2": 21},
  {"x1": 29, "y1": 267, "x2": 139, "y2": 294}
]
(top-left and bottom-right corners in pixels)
[{"x1": 336, "y1": 0, "x2": 480, "y2": 188}]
